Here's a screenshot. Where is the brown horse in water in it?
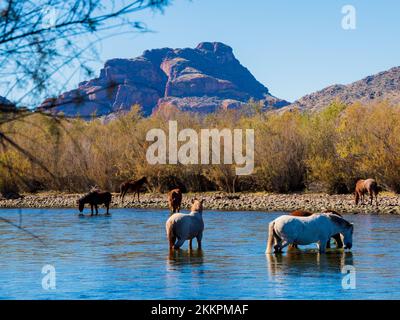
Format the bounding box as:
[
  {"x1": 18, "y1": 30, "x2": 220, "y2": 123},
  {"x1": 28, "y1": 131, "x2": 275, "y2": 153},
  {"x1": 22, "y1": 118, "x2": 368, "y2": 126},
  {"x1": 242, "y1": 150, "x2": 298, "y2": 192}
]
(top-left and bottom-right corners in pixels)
[
  {"x1": 78, "y1": 191, "x2": 112, "y2": 216},
  {"x1": 355, "y1": 179, "x2": 379, "y2": 205},
  {"x1": 119, "y1": 177, "x2": 148, "y2": 202},
  {"x1": 168, "y1": 188, "x2": 182, "y2": 214},
  {"x1": 289, "y1": 210, "x2": 343, "y2": 249}
]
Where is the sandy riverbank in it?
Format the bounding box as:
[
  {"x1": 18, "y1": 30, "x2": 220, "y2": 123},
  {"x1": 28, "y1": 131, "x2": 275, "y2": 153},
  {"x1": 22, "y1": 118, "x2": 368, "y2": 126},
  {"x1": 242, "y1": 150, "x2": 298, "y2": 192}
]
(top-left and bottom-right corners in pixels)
[{"x1": 1, "y1": 192, "x2": 399, "y2": 214}]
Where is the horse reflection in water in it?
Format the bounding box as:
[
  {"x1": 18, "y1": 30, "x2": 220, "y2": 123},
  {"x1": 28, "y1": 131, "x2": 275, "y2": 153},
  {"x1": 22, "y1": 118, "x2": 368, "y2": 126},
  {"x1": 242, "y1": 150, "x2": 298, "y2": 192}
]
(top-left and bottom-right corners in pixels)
[
  {"x1": 266, "y1": 250, "x2": 354, "y2": 278},
  {"x1": 167, "y1": 248, "x2": 204, "y2": 269}
]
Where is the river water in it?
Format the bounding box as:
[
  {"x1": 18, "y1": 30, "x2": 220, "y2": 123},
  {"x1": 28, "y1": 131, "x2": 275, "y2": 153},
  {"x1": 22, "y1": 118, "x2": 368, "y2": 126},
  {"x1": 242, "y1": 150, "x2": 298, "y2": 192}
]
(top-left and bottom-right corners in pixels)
[{"x1": 0, "y1": 208, "x2": 399, "y2": 299}]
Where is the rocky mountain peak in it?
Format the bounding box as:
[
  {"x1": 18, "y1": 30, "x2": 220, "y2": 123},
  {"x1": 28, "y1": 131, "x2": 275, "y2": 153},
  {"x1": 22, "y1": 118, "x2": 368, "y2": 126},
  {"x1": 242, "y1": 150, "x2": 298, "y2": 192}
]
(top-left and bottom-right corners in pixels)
[{"x1": 40, "y1": 42, "x2": 289, "y2": 118}]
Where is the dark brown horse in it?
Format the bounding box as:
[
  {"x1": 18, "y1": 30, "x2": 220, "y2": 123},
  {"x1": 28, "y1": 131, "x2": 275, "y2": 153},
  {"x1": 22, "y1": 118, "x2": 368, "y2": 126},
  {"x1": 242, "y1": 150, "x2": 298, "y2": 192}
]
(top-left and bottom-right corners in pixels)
[
  {"x1": 289, "y1": 210, "x2": 343, "y2": 249},
  {"x1": 168, "y1": 188, "x2": 182, "y2": 214},
  {"x1": 355, "y1": 179, "x2": 379, "y2": 205},
  {"x1": 78, "y1": 191, "x2": 112, "y2": 216},
  {"x1": 119, "y1": 176, "x2": 148, "y2": 202}
]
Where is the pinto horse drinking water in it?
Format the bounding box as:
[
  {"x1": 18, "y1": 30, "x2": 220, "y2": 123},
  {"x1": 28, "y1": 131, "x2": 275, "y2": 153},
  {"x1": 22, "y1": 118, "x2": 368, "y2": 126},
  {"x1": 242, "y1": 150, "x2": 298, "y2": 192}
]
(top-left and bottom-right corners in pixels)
[
  {"x1": 78, "y1": 191, "x2": 112, "y2": 216},
  {"x1": 119, "y1": 177, "x2": 148, "y2": 203},
  {"x1": 290, "y1": 210, "x2": 344, "y2": 249},
  {"x1": 266, "y1": 213, "x2": 353, "y2": 254},
  {"x1": 355, "y1": 179, "x2": 379, "y2": 205}
]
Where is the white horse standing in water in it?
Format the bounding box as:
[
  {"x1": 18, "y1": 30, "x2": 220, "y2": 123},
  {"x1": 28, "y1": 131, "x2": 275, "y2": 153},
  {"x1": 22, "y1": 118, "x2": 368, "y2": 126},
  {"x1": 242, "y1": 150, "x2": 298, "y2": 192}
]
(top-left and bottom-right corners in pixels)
[
  {"x1": 166, "y1": 199, "x2": 204, "y2": 250},
  {"x1": 266, "y1": 213, "x2": 354, "y2": 254}
]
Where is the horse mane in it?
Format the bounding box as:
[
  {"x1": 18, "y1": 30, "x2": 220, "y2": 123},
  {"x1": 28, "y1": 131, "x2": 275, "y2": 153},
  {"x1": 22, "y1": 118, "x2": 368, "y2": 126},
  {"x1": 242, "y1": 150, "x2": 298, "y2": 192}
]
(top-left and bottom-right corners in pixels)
[
  {"x1": 291, "y1": 210, "x2": 313, "y2": 217},
  {"x1": 327, "y1": 213, "x2": 352, "y2": 229},
  {"x1": 90, "y1": 185, "x2": 100, "y2": 192},
  {"x1": 323, "y1": 210, "x2": 342, "y2": 217}
]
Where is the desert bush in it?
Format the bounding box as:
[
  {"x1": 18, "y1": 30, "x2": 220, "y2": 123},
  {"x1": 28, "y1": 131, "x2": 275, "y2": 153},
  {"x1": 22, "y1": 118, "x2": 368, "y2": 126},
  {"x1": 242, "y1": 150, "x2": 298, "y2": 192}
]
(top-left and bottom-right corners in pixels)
[
  {"x1": 1, "y1": 101, "x2": 400, "y2": 194},
  {"x1": 253, "y1": 110, "x2": 307, "y2": 192}
]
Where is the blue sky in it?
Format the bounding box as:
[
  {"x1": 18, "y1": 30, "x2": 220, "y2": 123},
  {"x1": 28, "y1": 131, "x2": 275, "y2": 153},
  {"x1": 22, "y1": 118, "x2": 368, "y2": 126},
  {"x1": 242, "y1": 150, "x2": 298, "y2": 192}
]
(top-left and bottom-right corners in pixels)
[{"x1": 86, "y1": 0, "x2": 400, "y2": 102}]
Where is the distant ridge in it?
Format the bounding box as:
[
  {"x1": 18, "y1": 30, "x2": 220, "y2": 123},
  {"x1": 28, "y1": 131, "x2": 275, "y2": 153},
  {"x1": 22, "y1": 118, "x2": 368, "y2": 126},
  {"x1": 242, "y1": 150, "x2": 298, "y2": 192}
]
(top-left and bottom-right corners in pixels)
[{"x1": 284, "y1": 66, "x2": 400, "y2": 112}]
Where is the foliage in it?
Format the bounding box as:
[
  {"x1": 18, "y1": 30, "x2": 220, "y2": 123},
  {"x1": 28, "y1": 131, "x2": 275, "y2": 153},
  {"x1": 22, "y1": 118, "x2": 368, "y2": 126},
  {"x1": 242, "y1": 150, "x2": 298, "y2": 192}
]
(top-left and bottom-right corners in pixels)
[{"x1": 1, "y1": 101, "x2": 400, "y2": 194}]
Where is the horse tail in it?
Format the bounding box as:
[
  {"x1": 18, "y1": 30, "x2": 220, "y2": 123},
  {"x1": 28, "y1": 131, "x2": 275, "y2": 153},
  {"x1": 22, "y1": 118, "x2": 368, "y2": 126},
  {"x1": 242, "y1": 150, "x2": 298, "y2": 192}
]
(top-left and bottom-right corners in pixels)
[
  {"x1": 372, "y1": 180, "x2": 379, "y2": 195},
  {"x1": 372, "y1": 180, "x2": 379, "y2": 204},
  {"x1": 166, "y1": 219, "x2": 176, "y2": 248},
  {"x1": 266, "y1": 221, "x2": 276, "y2": 254}
]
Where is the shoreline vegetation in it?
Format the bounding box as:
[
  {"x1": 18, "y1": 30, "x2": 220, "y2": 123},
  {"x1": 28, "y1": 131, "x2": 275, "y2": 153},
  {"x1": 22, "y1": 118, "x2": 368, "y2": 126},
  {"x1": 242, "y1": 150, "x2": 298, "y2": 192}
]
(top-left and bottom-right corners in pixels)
[
  {"x1": 1, "y1": 191, "x2": 399, "y2": 214},
  {"x1": 1, "y1": 101, "x2": 400, "y2": 203}
]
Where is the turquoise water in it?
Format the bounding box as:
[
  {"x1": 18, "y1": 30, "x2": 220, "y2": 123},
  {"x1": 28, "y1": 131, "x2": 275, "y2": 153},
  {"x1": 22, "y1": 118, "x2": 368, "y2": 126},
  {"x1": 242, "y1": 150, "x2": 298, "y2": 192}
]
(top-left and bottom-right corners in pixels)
[{"x1": 0, "y1": 208, "x2": 399, "y2": 299}]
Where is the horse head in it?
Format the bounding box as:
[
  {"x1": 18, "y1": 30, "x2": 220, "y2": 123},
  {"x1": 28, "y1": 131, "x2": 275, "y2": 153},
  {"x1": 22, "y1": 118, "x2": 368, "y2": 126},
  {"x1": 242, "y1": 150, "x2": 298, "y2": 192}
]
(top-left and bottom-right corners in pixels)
[
  {"x1": 141, "y1": 177, "x2": 148, "y2": 184},
  {"x1": 78, "y1": 199, "x2": 84, "y2": 212},
  {"x1": 327, "y1": 214, "x2": 354, "y2": 250},
  {"x1": 191, "y1": 198, "x2": 204, "y2": 213},
  {"x1": 341, "y1": 223, "x2": 354, "y2": 250}
]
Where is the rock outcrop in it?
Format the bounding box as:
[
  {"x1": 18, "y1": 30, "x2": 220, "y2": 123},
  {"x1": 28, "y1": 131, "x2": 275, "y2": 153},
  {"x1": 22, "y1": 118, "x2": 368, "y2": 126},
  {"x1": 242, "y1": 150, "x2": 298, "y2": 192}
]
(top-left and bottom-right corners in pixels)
[
  {"x1": 284, "y1": 66, "x2": 400, "y2": 112},
  {"x1": 40, "y1": 42, "x2": 289, "y2": 117}
]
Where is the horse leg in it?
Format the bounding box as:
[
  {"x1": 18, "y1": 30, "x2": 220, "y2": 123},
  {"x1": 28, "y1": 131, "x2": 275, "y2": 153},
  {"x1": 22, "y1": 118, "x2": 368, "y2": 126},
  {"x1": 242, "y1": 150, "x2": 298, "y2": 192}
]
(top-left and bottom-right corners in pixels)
[
  {"x1": 333, "y1": 233, "x2": 343, "y2": 249},
  {"x1": 106, "y1": 202, "x2": 110, "y2": 215},
  {"x1": 273, "y1": 235, "x2": 282, "y2": 253},
  {"x1": 120, "y1": 189, "x2": 126, "y2": 203},
  {"x1": 189, "y1": 239, "x2": 193, "y2": 250},
  {"x1": 174, "y1": 238, "x2": 186, "y2": 250},
  {"x1": 278, "y1": 241, "x2": 289, "y2": 253},
  {"x1": 369, "y1": 191, "x2": 373, "y2": 205},
  {"x1": 196, "y1": 233, "x2": 203, "y2": 250},
  {"x1": 95, "y1": 204, "x2": 99, "y2": 215},
  {"x1": 326, "y1": 239, "x2": 331, "y2": 249},
  {"x1": 137, "y1": 190, "x2": 140, "y2": 202},
  {"x1": 274, "y1": 237, "x2": 287, "y2": 253},
  {"x1": 90, "y1": 204, "x2": 94, "y2": 216},
  {"x1": 318, "y1": 238, "x2": 329, "y2": 253},
  {"x1": 169, "y1": 235, "x2": 176, "y2": 250}
]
